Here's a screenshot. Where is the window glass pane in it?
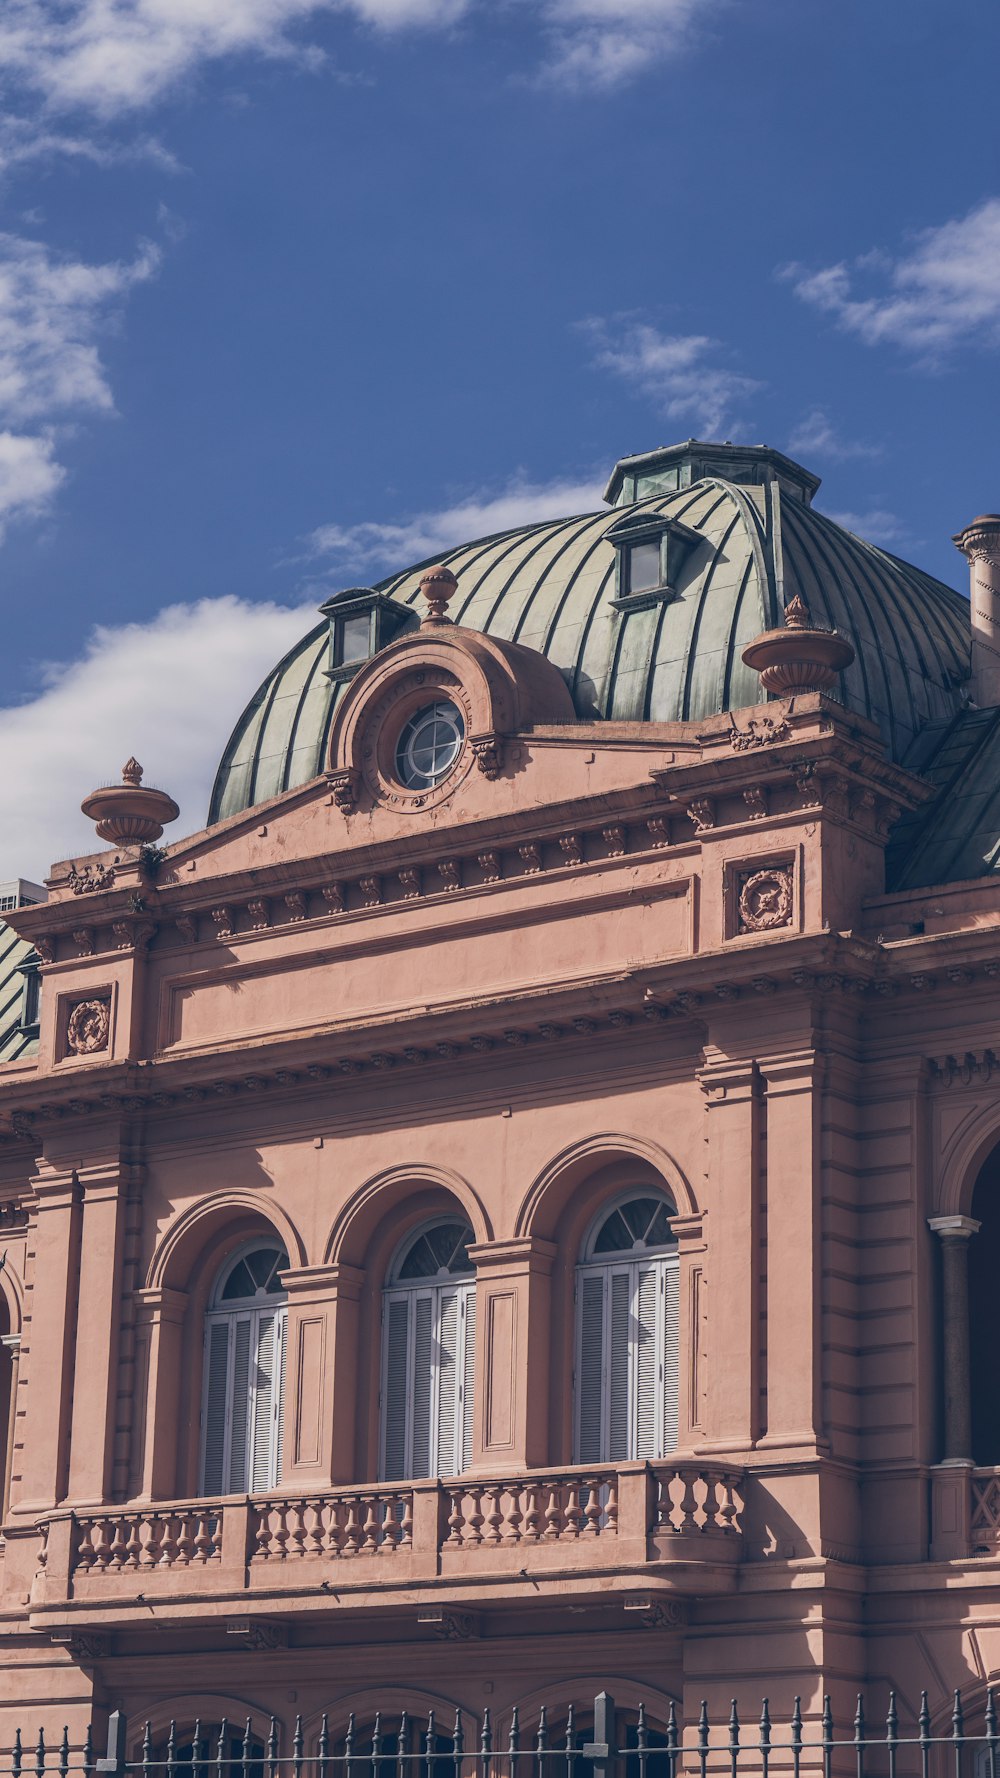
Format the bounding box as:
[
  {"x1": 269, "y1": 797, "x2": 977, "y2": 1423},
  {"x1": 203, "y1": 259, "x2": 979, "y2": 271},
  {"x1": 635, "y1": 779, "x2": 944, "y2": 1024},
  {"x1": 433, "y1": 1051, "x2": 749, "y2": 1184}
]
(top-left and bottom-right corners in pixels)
[
  {"x1": 635, "y1": 469, "x2": 679, "y2": 498},
  {"x1": 339, "y1": 613, "x2": 371, "y2": 663},
  {"x1": 397, "y1": 1220, "x2": 473, "y2": 1280},
  {"x1": 628, "y1": 540, "x2": 661, "y2": 592}
]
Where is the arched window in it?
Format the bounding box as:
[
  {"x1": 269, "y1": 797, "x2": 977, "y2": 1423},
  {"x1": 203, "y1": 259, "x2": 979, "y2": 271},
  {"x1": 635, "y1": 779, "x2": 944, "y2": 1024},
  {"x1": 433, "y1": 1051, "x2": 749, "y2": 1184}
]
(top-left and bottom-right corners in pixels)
[
  {"x1": 381, "y1": 1219, "x2": 476, "y2": 1481},
  {"x1": 575, "y1": 1193, "x2": 679, "y2": 1464},
  {"x1": 201, "y1": 1242, "x2": 289, "y2": 1495}
]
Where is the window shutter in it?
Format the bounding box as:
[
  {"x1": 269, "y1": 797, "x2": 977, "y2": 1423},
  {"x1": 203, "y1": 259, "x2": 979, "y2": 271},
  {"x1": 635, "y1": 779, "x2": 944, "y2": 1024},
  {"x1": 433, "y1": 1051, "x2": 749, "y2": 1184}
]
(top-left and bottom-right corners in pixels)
[
  {"x1": 608, "y1": 1269, "x2": 631, "y2": 1462},
  {"x1": 435, "y1": 1289, "x2": 460, "y2": 1477},
  {"x1": 382, "y1": 1296, "x2": 410, "y2": 1481},
  {"x1": 634, "y1": 1264, "x2": 659, "y2": 1460},
  {"x1": 663, "y1": 1260, "x2": 680, "y2": 1453},
  {"x1": 228, "y1": 1315, "x2": 253, "y2": 1493},
  {"x1": 202, "y1": 1320, "x2": 231, "y2": 1495},
  {"x1": 578, "y1": 1271, "x2": 606, "y2": 1464},
  {"x1": 411, "y1": 1294, "x2": 434, "y2": 1479},
  {"x1": 460, "y1": 1286, "x2": 477, "y2": 1472},
  {"x1": 250, "y1": 1312, "x2": 277, "y2": 1493},
  {"x1": 274, "y1": 1309, "x2": 288, "y2": 1484}
]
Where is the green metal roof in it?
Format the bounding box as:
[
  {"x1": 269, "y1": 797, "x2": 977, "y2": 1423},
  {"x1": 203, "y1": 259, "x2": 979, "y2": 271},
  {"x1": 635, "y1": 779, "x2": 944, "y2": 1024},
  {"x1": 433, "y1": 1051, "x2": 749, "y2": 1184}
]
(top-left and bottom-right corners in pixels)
[
  {"x1": 888, "y1": 708, "x2": 1000, "y2": 890},
  {"x1": 0, "y1": 922, "x2": 37, "y2": 1062},
  {"x1": 211, "y1": 463, "x2": 970, "y2": 826}
]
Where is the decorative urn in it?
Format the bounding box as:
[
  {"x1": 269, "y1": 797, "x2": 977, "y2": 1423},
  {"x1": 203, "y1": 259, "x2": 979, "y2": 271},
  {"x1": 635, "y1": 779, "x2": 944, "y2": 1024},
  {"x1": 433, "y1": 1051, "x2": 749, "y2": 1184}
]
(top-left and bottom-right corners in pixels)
[
  {"x1": 740, "y1": 594, "x2": 855, "y2": 695},
  {"x1": 81, "y1": 758, "x2": 180, "y2": 846}
]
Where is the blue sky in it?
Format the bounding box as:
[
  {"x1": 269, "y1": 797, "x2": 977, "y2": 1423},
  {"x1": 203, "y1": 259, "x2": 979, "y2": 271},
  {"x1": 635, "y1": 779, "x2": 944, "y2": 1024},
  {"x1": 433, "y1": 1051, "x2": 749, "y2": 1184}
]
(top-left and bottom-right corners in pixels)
[{"x1": 1, "y1": 0, "x2": 998, "y2": 876}]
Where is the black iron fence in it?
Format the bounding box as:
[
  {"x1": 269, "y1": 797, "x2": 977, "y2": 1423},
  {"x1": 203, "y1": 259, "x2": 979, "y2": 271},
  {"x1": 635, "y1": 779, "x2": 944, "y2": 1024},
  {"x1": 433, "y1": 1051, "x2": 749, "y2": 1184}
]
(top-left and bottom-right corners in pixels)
[{"x1": 8, "y1": 1692, "x2": 1000, "y2": 1778}]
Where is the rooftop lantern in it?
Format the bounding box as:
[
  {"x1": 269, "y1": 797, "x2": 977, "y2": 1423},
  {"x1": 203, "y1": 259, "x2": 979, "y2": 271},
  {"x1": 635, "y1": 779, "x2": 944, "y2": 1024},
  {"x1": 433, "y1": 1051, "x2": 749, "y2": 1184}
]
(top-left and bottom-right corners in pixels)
[
  {"x1": 741, "y1": 594, "x2": 855, "y2": 696},
  {"x1": 81, "y1": 758, "x2": 180, "y2": 847}
]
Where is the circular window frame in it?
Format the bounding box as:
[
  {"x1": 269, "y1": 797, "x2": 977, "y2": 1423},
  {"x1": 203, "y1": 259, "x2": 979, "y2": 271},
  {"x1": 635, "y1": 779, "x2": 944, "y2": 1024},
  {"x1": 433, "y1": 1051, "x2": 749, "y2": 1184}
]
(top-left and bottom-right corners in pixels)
[
  {"x1": 359, "y1": 668, "x2": 475, "y2": 811},
  {"x1": 394, "y1": 699, "x2": 466, "y2": 793}
]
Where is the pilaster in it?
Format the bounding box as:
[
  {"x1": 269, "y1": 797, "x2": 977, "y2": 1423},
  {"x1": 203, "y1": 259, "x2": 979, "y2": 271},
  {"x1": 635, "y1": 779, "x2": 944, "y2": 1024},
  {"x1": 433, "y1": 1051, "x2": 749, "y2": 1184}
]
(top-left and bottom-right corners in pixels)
[
  {"x1": 279, "y1": 1262, "x2": 365, "y2": 1487},
  {"x1": 697, "y1": 1054, "x2": 762, "y2": 1450},
  {"x1": 467, "y1": 1237, "x2": 557, "y2": 1472}
]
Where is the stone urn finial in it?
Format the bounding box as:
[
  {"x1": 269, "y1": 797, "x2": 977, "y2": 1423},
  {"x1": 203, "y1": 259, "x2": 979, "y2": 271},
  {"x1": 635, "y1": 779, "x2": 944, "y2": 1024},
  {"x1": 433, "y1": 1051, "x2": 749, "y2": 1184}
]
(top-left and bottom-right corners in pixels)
[
  {"x1": 81, "y1": 758, "x2": 180, "y2": 847},
  {"x1": 741, "y1": 596, "x2": 855, "y2": 697},
  {"x1": 420, "y1": 564, "x2": 459, "y2": 626}
]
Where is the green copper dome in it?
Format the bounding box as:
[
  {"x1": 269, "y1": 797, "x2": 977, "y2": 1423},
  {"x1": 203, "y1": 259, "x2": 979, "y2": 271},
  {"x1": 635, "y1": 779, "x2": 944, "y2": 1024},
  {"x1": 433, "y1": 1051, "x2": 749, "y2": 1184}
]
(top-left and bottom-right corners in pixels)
[{"x1": 210, "y1": 444, "x2": 970, "y2": 825}]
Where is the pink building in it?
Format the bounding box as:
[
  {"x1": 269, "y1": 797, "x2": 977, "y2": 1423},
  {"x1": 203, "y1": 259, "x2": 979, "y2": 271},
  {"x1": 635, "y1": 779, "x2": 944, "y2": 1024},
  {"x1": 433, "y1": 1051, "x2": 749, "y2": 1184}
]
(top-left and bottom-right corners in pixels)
[{"x1": 2, "y1": 441, "x2": 1000, "y2": 1755}]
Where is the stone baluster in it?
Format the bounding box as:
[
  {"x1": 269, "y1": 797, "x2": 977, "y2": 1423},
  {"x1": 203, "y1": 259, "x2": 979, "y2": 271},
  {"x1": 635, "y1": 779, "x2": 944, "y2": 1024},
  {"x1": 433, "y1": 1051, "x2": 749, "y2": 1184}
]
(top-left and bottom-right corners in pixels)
[
  {"x1": 398, "y1": 1493, "x2": 414, "y2": 1549},
  {"x1": 583, "y1": 1479, "x2": 602, "y2": 1535},
  {"x1": 175, "y1": 1512, "x2": 194, "y2": 1566},
  {"x1": 158, "y1": 1513, "x2": 179, "y2": 1567},
  {"x1": 106, "y1": 1517, "x2": 127, "y2": 1570},
  {"x1": 192, "y1": 1512, "x2": 214, "y2": 1563},
  {"x1": 544, "y1": 1482, "x2": 562, "y2": 1539},
  {"x1": 273, "y1": 1501, "x2": 290, "y2": 1560},
  {"x1": 604, "y1": 1476, "x2": 619, "y2": 1534},
  {"x1": 677, "y1": 1467, "x2": 699, "y2": 1533},
  {"x1": 342, "y1": 1497, "x2": 361, "y2": 1554},
  {"x1": 564, "y1": 1480, "x2": 583, "y2": 1539},
  {"x1": 467, "y1": 1485, "x2": 485, "y2": 1546},
  {"x1": 123, "y1": 1517, "x2": 142, "y2": 1568},
  {"x1": 701, "y1": 1471, "x2": 721, "y2": 1532},
  {"x1": 523, "y1": 1483, "x2": 541, "y2": 1542},
  {"x1": 484, "y1": 1486, "x2": 503, "y2": 1545},
  {"x1": 75, "y1": 1519, "x2": 97, "y2": 1571},
  {"x1": 505, "y1": 1485, "x2": 523, "y2": 1544},
  {"x1": 361, "y1": 1495, "x2": 379, "y2": 1553},
  {"x1": 307, "y1": 1500, "x2": 325, "y2": 1558},
  {"x1": 289, "y1": 1500, "x2": 308, "y2": 1558},
  {"x1": 445, "y1": 1488, "x2": 464, "y2": 1546}
]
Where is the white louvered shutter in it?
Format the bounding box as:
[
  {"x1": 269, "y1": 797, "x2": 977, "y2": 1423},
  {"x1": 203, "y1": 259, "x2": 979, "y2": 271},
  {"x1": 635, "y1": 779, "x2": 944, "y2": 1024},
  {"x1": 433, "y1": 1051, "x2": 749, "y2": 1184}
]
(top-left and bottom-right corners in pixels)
[
  {"x1": 202, "y1": 1320, "x2": 231, "y2": 1495},
  {"x1": 663, "y1": 1260, "x2": 680, "y2": 1453},
  {"x1": 460, "y1": 1286, "x2": 477, "y2": 1472},
  {"x1": 411, "y1": 1294, "x2": 434, "y2": 1478},
  {"x1": 382, "y1": 1296, "x2": 411, "y2": 1481},
  {"x1": 577, "y1": 1271, "x2": 606, "y2": 1464},
  {"x1": 250, "y1": 1312, "x2": 277, "y2": 1492},
  {"x1": 634, "y1": 1264, "x2": 660, "y2": 1460},
  {"x1": 228, "y1": 1315, "x2": 253, "y2": 1492},
  {"x1": 608, "y1": 1269, "x2": 631, "y2": 1461},
  {"x1": 436, "y1": 1290, "x2": 460, "y2": 1476},
  {"x1": 274, "y1": 1310, "x2": 287, "y2": 1482}
]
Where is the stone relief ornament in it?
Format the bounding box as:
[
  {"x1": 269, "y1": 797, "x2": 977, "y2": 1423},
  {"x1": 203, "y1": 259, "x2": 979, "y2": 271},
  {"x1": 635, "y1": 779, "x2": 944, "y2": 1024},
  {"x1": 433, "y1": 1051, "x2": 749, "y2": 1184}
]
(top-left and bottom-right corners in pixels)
[
  {"x1": 66, "y1": 999, "x2": 111, "y2": 1056},
  {"x1": 471, "y1": 733, "x2": 503, "y2": 780},
  {"x1": 68, "y1": 862, "x2": 116, "y2": 896},
  {"x1": 738, "y1": 866, "x2": 794, "y2": 934}
]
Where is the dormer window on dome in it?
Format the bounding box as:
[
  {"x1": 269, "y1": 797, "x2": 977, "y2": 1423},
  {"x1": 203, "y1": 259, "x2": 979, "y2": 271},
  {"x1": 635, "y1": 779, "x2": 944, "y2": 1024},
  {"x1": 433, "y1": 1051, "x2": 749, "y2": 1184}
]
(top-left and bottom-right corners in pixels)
[
  {"x1": 320, "y1": 586, "x2": 417, "y2": 684},
  {"x1": 607, "y1": 507, "x2": 702, "y2": 610}
]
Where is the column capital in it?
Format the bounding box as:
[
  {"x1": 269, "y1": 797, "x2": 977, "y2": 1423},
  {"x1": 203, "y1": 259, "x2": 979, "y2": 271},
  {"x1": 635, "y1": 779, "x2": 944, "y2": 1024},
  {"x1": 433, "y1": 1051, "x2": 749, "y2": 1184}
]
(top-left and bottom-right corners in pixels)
[
  {"x1": 132, "y1": 1285, "x2": 189, "y2": 1324},
  {"x1": 466, "y1": 1237, "x2": 557, "y2": 1275},
  {"x1": 928, "y1": 1215, "x2": 982, "y2": 1240},
  {"x1": 0, "y1": 1335, "x2": 21, "y2": 1354},
  {"x1": 278, "y1": 1261, "x2": 365, "y2": 1301}
]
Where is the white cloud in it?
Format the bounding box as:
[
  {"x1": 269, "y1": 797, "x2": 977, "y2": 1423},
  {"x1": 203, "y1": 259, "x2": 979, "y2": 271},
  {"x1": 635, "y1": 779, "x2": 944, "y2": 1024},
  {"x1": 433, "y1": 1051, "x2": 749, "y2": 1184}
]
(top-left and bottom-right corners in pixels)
[
  {"x1": 0, "y1": 0, "x2": 470, "y2": 120},
  {"x1": 535, "y1": 0, "x2": 702, "y2": 89},
  {"x1": 583, "y1": 317, "x2": 761, "y2": 435},
  {"x1": 822, "y1": 508, "x2": 910, "y2": 548},
  {"x1": 782, "y1": 198, "x2": 1000, "y2": 358},
  {"x1": 787, "y1": 408, "x2": 880, "y2": 463},
  {"x1": 305, "y1": 472, "x2": 606, "y2": 571},
  {"x1": 0, "y1": 0, "x2": 720, "y2": 134},
  {"x1": 0, "y1": 595, "x2": 317, "y2": 882},
  {"x1": 0, "y1": 230, "x2": 159, "y2": 530}
]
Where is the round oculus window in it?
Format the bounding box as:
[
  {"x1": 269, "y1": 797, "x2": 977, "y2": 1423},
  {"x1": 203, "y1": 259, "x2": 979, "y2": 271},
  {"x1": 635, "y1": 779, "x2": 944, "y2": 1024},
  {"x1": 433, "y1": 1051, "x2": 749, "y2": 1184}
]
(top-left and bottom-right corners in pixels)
[{"x1": 395, "y1": 699, "x2": 465, "y2": 790}]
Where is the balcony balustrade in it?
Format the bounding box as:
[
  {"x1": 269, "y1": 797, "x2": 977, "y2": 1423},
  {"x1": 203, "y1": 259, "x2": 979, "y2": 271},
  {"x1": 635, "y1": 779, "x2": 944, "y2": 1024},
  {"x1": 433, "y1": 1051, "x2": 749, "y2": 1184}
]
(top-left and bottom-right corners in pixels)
[{"x1": 27, "y1": 1460, "x2": 744, "y2": 1629}]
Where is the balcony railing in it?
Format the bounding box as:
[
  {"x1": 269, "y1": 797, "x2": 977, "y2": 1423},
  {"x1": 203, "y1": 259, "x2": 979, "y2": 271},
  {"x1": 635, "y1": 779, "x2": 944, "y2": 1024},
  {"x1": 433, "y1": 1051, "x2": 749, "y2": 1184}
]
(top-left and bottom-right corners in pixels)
[{"x1": 28, "y1": 1460, "x2": 744, "y2": 1622}]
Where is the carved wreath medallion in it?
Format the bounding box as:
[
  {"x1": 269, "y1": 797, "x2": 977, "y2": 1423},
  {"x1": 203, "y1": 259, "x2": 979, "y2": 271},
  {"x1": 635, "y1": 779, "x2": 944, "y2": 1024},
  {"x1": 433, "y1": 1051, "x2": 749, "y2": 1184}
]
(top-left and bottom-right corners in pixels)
[
  {"x1": 66, "y1": 999, "x2": 111, "y2": 1056},
  {"x1": 738, "y1": 866, "x2": 793, "y2": 934}
]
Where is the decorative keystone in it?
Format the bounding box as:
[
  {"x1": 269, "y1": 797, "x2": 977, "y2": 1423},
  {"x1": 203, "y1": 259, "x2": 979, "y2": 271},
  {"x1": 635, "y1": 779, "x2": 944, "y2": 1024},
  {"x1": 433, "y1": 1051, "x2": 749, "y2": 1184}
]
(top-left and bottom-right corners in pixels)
[
  {"x1": 741, "y1": 595, "x2": 855, "y2": 696},
  {"x1": 81, "y1": 760, "x2": 179, "y2": 847},
  {"x1": 420, "y1": 564, "x2": 459, "y2": 626}
]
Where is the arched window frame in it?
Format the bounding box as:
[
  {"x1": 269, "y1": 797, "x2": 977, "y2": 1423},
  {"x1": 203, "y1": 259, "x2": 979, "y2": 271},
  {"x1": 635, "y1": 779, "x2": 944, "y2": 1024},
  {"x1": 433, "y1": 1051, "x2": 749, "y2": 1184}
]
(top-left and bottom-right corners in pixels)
[
  {"x1": 380, "y1": 1219, "x2": 476, "y2": 1482},
  {"x1": 200, "y1": 1239, "x2": 288, "y2": 1497},
  {"x1": 574, "y1": 1191, "x2": 679, "y2": 1465}
]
